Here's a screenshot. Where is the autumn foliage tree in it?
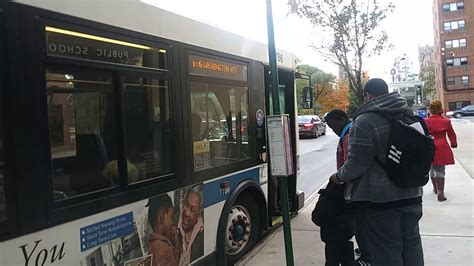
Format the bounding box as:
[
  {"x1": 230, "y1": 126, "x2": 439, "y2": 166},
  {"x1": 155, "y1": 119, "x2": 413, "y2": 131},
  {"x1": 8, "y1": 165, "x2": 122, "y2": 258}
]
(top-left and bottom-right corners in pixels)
[
  {"x1": 296, "y1": 64, "x2": 336, "y2": 115},
  {"x1": 318, "y1": 80, "x2": 350, "y2": 114}
]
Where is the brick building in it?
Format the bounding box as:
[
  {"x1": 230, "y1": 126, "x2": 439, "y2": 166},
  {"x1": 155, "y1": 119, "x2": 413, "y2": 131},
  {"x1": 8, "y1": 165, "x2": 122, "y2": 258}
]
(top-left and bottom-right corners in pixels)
[{"x1": 433, "y1": 0, "x2": 474, "y2": 111}]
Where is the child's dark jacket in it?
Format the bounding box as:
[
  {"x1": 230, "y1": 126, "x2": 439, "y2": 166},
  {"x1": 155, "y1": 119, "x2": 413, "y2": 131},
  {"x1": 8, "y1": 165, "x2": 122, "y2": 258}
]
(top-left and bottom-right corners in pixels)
[{"x1": 312, "y1": 182, "x2": 355, "y2": 242}]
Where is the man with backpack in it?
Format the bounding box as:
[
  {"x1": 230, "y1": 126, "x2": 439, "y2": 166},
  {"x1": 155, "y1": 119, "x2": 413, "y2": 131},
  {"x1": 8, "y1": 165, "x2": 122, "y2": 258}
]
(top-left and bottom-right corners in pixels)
[{"x1": 330, "y1": 78, "x2": 427, "y2": 266}]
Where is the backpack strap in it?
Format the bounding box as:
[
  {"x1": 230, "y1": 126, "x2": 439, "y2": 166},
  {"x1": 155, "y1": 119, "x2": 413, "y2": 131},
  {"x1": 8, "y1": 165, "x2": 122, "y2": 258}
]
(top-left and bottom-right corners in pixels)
[{"x1": 364, "y1": 111, "x2": 394, "y2": 167}]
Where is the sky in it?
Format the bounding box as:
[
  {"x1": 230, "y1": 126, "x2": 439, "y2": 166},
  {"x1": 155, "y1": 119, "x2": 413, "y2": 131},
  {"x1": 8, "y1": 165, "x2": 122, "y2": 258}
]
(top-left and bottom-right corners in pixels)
[{"x1": 142, "y1": 0, "x2": 434, "y2": 81}]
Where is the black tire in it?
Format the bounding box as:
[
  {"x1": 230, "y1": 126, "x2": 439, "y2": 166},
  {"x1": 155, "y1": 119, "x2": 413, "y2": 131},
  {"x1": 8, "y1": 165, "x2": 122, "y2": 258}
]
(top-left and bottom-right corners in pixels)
[
  {"x1": 226, "y1": 194, "x2": 261, "y2": 265},
  {"x1": 455, "y1": 113, "x2": 462, "y2": 118}
]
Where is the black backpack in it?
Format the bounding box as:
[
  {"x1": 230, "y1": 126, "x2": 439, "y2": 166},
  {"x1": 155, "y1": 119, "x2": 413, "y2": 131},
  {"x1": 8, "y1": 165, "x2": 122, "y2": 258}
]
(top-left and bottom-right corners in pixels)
[{"x1": 374, "y1": 113, "x2": 435, "y2": 188}]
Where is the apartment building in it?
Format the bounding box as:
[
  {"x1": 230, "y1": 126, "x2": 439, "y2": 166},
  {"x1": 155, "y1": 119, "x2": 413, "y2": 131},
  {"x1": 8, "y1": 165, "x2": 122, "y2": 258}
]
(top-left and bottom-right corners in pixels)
[{"x1": 433, "y1": 0, "x2": 474, "y2": 110}]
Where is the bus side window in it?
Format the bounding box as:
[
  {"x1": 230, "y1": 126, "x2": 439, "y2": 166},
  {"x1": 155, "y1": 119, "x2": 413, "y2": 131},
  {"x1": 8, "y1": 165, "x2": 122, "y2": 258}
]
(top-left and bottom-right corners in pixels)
[
  {"x1": 46, "y1": 70, "x2": 118, "y2": 201},
  {"x1": 190, "y1": 82, "x2": 250, "y2": 171},
  {"x1": 0, "y1": 126, "x2": 5, "y2": 222},
  {"x1": 122, "y1": 76, "x2": 173, "y2": 183}
]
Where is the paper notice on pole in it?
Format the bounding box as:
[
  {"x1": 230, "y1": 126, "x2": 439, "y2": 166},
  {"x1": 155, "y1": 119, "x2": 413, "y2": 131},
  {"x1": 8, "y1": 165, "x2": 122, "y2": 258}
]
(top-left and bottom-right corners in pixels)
[{"x1": 267, "y1": 115, "x2": 294, "y2": 177}]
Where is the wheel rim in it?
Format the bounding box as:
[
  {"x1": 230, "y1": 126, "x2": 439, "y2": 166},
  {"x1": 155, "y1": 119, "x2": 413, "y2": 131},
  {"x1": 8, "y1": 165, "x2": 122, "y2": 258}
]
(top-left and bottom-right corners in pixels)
[
  {"x1": 225, "y1": 204, "x2": 252, "y2": 255},
  {"x1": 455, "y1": 113, "x2": 462, "y2": 118}
]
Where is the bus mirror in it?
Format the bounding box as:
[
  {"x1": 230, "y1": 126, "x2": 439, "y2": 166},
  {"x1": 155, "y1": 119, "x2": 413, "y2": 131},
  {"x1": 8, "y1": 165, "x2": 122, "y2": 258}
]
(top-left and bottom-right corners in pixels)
[{"x1": 302, "y1": 86, "x2": 313, "y2": 109}]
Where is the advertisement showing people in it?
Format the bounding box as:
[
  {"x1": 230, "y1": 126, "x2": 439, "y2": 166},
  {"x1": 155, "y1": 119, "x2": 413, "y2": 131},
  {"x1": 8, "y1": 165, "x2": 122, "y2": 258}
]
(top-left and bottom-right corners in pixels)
[
  {"x1": 0, "y1": 183, "x2": 205, "y2": 266},
  {"x1": 138, "y1": 184, "x2": 205, "y2": 266},
  {"x1": 175, "y1": 185, "x2": 204, "y2": 265},
  {"x1": 146, "y1": 193, "x2": 180, "y2": 265},
  {"x1": 83, "y1": 184, "x2": 205, "y2": 266}
]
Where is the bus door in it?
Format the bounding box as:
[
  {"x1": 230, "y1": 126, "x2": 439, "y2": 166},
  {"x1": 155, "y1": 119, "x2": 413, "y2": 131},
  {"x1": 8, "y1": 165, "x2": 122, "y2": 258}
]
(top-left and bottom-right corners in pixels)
[{"x1": 264, "y1": 67, "x2": 302, "y2": 220}]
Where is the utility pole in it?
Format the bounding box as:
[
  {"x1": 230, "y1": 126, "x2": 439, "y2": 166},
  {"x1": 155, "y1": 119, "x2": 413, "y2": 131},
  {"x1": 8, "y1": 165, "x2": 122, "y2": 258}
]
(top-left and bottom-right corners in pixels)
[{"x1": 266, "y1": 0, "x2": 294, "y2": 265}]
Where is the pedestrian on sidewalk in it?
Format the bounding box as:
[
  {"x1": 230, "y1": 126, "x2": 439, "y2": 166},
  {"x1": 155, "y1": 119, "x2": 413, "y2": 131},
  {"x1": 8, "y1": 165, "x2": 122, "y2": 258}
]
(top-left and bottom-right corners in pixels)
[
  {"x1": 424, "y1": 100, "x2": 457, "y2": 202},
  {"x1": 329, "y1": 78, "x2": 425, "y2": 266},
  {"x1": 312, "y1": 109, "x2": 355, "y2": 266},
  {"x1": 324, "y1": 111, "x2": 371, "y2": 266}
]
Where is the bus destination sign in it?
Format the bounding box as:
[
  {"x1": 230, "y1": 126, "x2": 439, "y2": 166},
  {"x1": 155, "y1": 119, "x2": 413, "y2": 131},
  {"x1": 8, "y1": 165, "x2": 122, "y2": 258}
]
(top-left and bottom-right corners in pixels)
[{"x1": 189, "y1": 55, "x2": 247, "y2": 81}]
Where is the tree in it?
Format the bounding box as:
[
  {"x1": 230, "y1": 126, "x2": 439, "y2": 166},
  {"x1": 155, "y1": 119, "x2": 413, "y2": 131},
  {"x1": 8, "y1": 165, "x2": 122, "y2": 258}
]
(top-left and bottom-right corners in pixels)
[
  {"x1": 289, "y1": 0, "x2": 394, "y2": 105},
  {"x1": 318, "y1": 80, "x2": 350, "y2": 114},
  {"x1": 296, "y1": 64, "x2": 336, "y2": 114},
  {"x1": 420, "y1": 65, "x2": 436, "y2": 103},
  {"x1": 346, "y1": 88, "x2": 360, "y2": 117}
]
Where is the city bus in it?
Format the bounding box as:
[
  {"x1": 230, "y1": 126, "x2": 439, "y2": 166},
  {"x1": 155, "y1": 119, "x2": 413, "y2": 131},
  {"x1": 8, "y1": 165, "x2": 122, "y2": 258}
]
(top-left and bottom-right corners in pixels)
[{"x1": 0, "y1": 1, "x2": 305, "y2": 265}]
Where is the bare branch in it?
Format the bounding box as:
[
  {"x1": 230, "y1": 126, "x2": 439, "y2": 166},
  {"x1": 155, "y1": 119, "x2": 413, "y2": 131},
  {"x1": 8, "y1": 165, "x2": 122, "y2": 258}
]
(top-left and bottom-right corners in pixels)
[{"x1": 288, "y1": 0, "x2": 394, "y2": 103}]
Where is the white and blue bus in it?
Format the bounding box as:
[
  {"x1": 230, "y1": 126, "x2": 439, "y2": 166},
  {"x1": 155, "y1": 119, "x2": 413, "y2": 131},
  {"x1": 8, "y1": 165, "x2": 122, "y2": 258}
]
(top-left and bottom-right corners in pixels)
[{"x1": 0, "y1": 1, "x2": 305, "y2": 265}]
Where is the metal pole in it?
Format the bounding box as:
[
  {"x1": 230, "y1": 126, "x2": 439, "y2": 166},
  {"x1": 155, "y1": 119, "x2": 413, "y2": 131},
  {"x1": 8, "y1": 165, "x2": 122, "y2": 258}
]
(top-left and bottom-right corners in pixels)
[
  {"x1": 266, "y1": 1, "x2": 294, "y2": 265},
  {"x1": 266, "y1": 0, "x2": 281, "y2": 115}
]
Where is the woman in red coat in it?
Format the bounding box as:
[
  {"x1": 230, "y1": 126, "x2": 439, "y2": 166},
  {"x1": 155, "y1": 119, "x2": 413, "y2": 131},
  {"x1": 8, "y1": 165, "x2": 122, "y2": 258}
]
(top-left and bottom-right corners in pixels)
[{"x1": 424, "y1": 100, "x2": 457, "y2": 201}]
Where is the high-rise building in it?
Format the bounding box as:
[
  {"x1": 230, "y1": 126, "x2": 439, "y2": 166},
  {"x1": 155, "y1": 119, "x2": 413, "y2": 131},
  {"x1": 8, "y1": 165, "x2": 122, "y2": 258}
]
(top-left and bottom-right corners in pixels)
[
  {"x1": 418, "y1": 45, "x2": 436, "y2": 103},
  {"x1": 338, "y1": 65, "x2": 349, "y2": 81},
  {"x1": 433, "y1": 0, "x2": 473, "y2": 111}
]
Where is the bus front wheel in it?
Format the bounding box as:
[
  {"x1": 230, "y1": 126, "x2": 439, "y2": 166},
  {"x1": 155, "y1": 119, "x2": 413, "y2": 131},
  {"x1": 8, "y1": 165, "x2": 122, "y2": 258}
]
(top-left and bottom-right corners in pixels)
[{"x1": 225, "y1": 194, "x2": 260, "y2": 264}]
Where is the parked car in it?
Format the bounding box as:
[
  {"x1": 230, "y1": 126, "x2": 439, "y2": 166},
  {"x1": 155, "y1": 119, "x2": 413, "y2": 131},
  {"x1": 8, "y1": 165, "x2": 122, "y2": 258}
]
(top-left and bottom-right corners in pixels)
[
  {"x1": 298, "y1": 115, "x2": 326, "y2": 138},
  {"x1": 415, "y1": 107, "x2": 428, "y2": 118},
  {"x1": 446, "y1": 105, "x2": 474, "y2": 118}
]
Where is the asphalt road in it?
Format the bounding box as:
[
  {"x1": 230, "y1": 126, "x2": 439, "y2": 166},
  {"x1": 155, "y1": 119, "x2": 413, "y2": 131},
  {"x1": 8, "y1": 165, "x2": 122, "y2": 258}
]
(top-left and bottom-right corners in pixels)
[
  {"x1": 297, "y1": 131, "x2": 339, "y2": 201},
  {"x1": 296, "y1": 116, "x2": 474, "y2": 201}
]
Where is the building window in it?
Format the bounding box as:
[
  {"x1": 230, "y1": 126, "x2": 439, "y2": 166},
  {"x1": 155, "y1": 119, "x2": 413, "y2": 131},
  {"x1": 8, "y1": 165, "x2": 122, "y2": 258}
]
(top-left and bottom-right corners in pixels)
[
  {"x1": 447, "y1": 75, "x2": 469, "y2": 86},
  {"x1": 452, "y1": 39, "x2": 460, "y2": 48},
  {"x1": 443, "y1": 2, "x2": 464, "y2": 12},
  {"x1": 455, "y1": 76, "x2": 462, "y2": 84},
  {"x1": 445, "y1": 40, "x2": 452, "y2": 48},
  {"x1": 447, "y1": 57, "x2": 468, "y2": 67},
  {"x1": 444, "y1": 20, "x2": 465, "y2": 31},
  {"x1": 447, "y1": 77, "x2": 455, "y2": 85},
  {"x1": 443, "y1": 22, "x2": 450, "y2": 31},
  {"x1": 445, "y1": 38, "x2": 467, "y2": 49}
]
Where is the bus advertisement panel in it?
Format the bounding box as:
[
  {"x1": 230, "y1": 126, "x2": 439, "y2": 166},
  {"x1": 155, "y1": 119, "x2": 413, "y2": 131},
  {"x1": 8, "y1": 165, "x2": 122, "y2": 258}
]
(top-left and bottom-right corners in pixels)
[{"x1": 0, "y1": 167, "x2": 261, "y2": 265}]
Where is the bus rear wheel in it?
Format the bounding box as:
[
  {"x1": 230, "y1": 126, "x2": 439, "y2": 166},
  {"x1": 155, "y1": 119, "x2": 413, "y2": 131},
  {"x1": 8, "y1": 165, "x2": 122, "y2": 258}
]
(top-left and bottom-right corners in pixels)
[{"x1": 225, "y1": 195, "x2": 260, "y2": 265}]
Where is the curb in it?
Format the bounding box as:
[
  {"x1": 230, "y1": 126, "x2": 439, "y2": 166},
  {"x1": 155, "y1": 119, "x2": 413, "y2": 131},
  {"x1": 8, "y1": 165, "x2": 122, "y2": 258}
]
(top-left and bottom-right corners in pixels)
[{"x1": 236, "y1": 180, "x2": 329, "y2": 265}]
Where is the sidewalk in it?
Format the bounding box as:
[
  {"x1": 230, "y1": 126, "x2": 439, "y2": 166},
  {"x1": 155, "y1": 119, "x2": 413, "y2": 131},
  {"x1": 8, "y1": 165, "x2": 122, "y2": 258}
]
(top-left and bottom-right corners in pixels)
[{"x1": 238, "y1": 122, "x2": 474, "y2": 266}]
